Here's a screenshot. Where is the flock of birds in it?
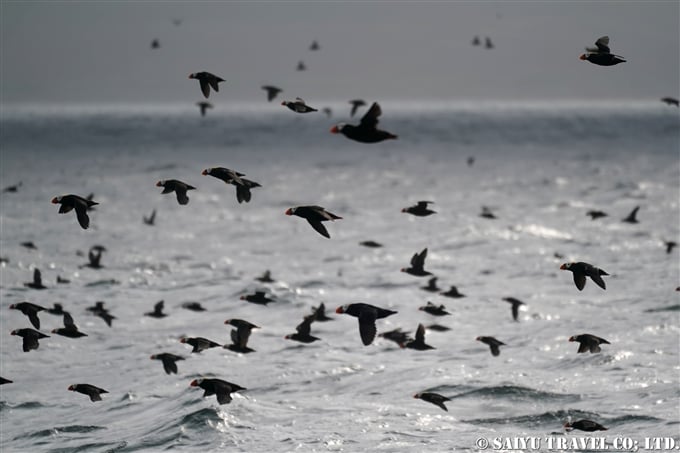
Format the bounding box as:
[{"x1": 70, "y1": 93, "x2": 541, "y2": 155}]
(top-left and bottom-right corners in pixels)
[
  {"x1": 163, "y1": 32, "x2": 680, "y2": 117},
  {"x1": 2, "y1": 30, "x2": 679, "y2": 438}
]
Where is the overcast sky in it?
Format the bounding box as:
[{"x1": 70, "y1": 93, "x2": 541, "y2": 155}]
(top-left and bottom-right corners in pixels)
[{"x1": 1, "y1": 1, "x2": 678, "y2": 105}]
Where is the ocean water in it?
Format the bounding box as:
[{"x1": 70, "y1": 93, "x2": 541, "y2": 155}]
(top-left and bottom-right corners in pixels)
[{"x1": 0, "y1": 101, "x2": 678, "y2": 452}]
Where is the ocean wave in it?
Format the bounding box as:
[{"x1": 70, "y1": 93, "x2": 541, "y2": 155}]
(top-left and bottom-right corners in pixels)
[
  {"x1": 645, "y1": 304, "x2": 680, "y2": 313},
  {"x1": 464, "y1": 409, "x2": 600, "y2": 427},
  {"x1": 22, "y1": 425, "x2": 106, "y2": 439},
  {"x1": 445, "y1": 385, "x2": 581, "y2": 402}
]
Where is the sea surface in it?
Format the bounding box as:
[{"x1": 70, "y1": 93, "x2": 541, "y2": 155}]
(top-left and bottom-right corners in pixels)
[{"x1": 0, "y1": 101, "x2": 678, "y2": 452}]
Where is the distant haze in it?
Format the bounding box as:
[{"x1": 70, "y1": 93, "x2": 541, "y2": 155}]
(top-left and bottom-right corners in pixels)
[{"x1": 1, "y1": 1, "x2": 678, "y2": 104}]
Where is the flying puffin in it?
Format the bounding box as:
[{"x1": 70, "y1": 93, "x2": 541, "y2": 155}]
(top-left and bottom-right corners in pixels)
[
  {"x1": 331, "y1": 102, "x2": 397, "y2": 143},
  {"x1": 579, "y1": 36, "x2": 626, "y2": 66},
  {"x1": 188, "y1": 72, "x2": 225, "y2": 98}
]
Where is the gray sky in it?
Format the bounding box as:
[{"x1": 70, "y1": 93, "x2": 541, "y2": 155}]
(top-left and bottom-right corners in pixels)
[{"x1": 1, "y1": 1, "x2": 678, "y2": 104}]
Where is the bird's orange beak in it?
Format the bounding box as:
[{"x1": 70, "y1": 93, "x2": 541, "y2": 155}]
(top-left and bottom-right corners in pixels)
[
  {"x1": 330, "y1": 125, "x2": 340, "y2": 134},
  {"x1": 156, "y1": 181, "x2": 163, "y2": 187},
  {"x1": 190, "y1": 379, "x2": 198, "y2": 387},
  {"x1": 51, "y1": 197, "x2": 59, "y2": 204},
  {"x1": 285, "y1": 208, "x2": 293, "y2": 216},
  {"x1": 335, "y1": 306, "x2": 344, "y2": 314},
  {"x1": 559, "y1": 264, "x2": 567, "y2": 270},
  {"x1": 202, "y1": 169, "x2": 208, "y2": 175},
  {"x1": 579, "y1": 54, "x2": 587, "y2": 60}
]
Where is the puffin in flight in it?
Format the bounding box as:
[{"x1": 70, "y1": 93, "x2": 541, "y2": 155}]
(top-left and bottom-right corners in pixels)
[
  {"x1": 336, "y1": 303, "x2": 397, "y2": 346},
  {"x1": 52, "y1": 194, "x2": 98, "y2": 229},
  {"x1": 579, "y1": 36, "x2": 626, "y2": 66},
  {"x1": 188, "y1": 71, "x2": 225, "y2": 98},
  {"x1": 331, "y1": 102, "x2": 397, "y2": 143},
  {"x1": 285, "y1": 205, "x2": 342, "y2": 238}
]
